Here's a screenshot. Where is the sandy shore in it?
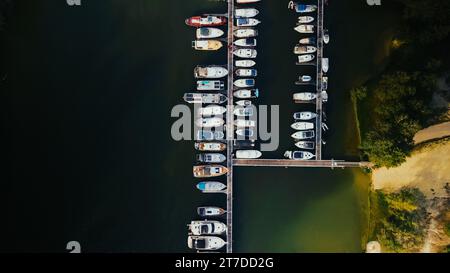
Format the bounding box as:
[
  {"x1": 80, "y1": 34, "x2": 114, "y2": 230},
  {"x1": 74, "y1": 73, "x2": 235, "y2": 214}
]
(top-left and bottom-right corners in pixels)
[{"x1": 414, "y1": 122, "x2": 450, "y2": 144}]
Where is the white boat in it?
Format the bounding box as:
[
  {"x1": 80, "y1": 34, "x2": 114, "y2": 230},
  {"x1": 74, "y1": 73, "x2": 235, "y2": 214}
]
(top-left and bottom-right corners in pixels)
[
  {"x1": 197, "y1": 153, "x2": 226, "y2": 163},
  {"x1": 322, "y1": 58, "x2": 329, "y2": 73},
  {"x1": 184, "y1": 93, "x2": 227, "y2": 104},
  {"x1": 233, "y1": 107, "x2": 254, "y2": 117},
  {"x1": 298, "y1": 16, "x2": 314, "y2": 23},
  {"x1": 236, "y1": 128, "x2": 254, "y2": 137},
  {"x1": 235, "y1": 100, "x2": 253, "y2": 106},
  {"x1": 291, "y1": 130, "x2": 315, "y2": 140},
  {"x1": 293, "y1": 92, "x2": 317, "y2": 101},
  {"x1": 188, "y1": 220, "x2": 227, "y2": 235},
  {"x1": 299, "y1": 37, "x2": 316, "y2": 45},
  {"x1": 294, "y1": 45, "x2": 317, "y2": 54},
  {"x1": 234, "y1": 38, "x2": 257, "y2": 47},
  {"x1": 192, "y1": 40, "x2": 223, "y2": 51},
  {"x1": 235, "y1": 150, "x2": 262, "y2": 159},
  {"x1": 233, "y1": 48, "x2": 257, "y2": 58},
  {"x1": 195, "y1": 142, "x2": 227, "y2": 152},
  {"x1": 293, "y1": 111, "x2": 317, "y2": 120},
  {"x1": 194, "y1": 66, "x2": 228, "y2": 79},
  {"x1": 196, "y1": 181, "x2": 226, "y2": 192},
  {"x1": 196, "y1": 80, "x2": 224, "y2": 91},
  {"x1": 321, "y1": 91, "x2": 328, "y2": 102},
  {"x1": 196, "y1": 130, "x2": 224, "y2": 141},
  {"x1": 234, "y1": 79, "x2": 255, "y2": 88},
  {"x1": 197, "y1": 206, "x2": 226, "y2": 217},
  {"x1": 234, "y1": 89, "x2": 259, "y2": 99},
  {"x1": 236, "y1": 69, "x2": 257, "y2": 77},
  {"x1": 235, "y1": 60, "x2": 256, "y2": 67},
  {"x1": 295, "y1": 141, "x2": 315, "y2": 150},
  {"x1": 294, "y1": 24, "x2": 314, "y2": 34},
  {"x1": 196, "y1": 28, "x2": 224, "y2": 39},
  {"x1": 298, "y1": 54, "x2": 315, "y2": 63},
  {"x1": 234, "y1": 119, "x2": 256, "y2": 127},
  {"x1": 237, "y1": 0, "x2": 261, "y2": 3},
  {"x1": 291, "y1": 122, "x2": 314, "y2": 130},
  {"x1": 323, "y1": 29, "x2": 330, "y2": 44},
  {"x1": 188, "y1": 235, "x2": 226, "y2": 250},
  {"x1": 235, "y1": 8, "x2": 259, "y2": 18},
  {"x1": 234, "y1": 28, "x2": 258, "y2": 38},
  {"x1": 193, "y1": 165, "x2": 228, "y2": 178},
  {"x1": 196, "y1": 117, "x2": 224, "y2": 128},
  {"x1": 197, "y1": 105, "x2": 227, "y2": 116},
  {"x1": 236, "y1": 18, "x2": 261, "y2": 27},
  {"x1": 300, "y1": 75, "x2": 312, "y2": 82},
  {"x1": 284, "y1": 150, "x2": 315, "y2": 160}
]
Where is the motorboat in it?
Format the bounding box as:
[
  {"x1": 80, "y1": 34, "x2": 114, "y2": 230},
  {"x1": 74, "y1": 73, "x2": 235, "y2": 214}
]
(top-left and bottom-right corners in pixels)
[
  {"x1": 197, "y1": 206, "x2": 226, "y2": 217},
  {"x1": 196, "y1": 131, "x2": 225, "y2": 141},
  {"x1": 236, "y1": 69, "x2": 257, "y2": 77},
  {"x1": 237, "y1": 0, "x2": 261, "y2": 3},
  {"x1": 235, "y1": 100, "x2": 253, "y2": 107},
  {"x1": 233, "y1": 140, "x2": 256, "y2": 149},
  {"x1": 188, "y1": 220, "x2": 227, "y2": 235},
  {"x1": 299, "y1": 37, "x2": 316, "y2": 45},
  {"x1": 235, "y1": 60, "x2": 256, "y2": 67},
  {"x1": 294, "y1": 45, "x2": 317, "y2": 54},
  {"x1": 323, "y1": 29, "x2": 330, "y2": 44},
  {"x1": 233, "y1": 107, "x2": 254, "y2": 117},
  {"x1": 187, "y1": 235, "x2": 226, "y2": 250},
  {"x1": 197, "y1": 153, "x2": 226, "y2": 163},
  {"x1": 294, "y1": 24, "x2": 314, "y2": 33},
  {"x1": 234, "y1": 79, "x2": 255, "y2": 88},
  {"x1": 297, "y1": 54, "x2": 315, "y2": 63},
  {"x1": 183, "y1": 93, "x2": 227, "y2": 104},
  {"x1": 234, "y1": 38, "x2": 257, "y2": 47},
  {"x1": 194, "y1": 66, "x2": 228, "y2": 79},
  {"x1": 196, "y1": 28, "x2": 224, "y2": 39},
  {"x1": 195, "y1": 117, "x2": 225, "y2": 128},
  {"x1": 185, "y1": 15, "x2": 227, "y2": 27},
  {"x1": 236, "y1": 18, "x2": 261, "y2": 27},
  {"x1": 291, "y1": 130, "x2": 315, "y2": 140},
  {"x1": 193, "y1": 165, "x2": 228, "y2": 178},
  {"x1": 234, "y1": 29, "x2": 258, "y2": 38},
  {"x1": 235, "y1": 150, "x2": 262, "y2": 159},
  {"x1": 295, "y1": 141, "x2": 315, "y2": 150},
  {"x1": 290, "y1": 3, "x2": 317, "y2": 13},
  {"x1": 195, "y1": 142, "x2": 226, "y2": 151},
  {"x1": 298, "y1": 16, "x2": 314, "y2": 23},
  {"x1": 236, "y1": 128, "x2": 254, "y2": 137},
  {"x1": 197, "y1": 105, "x2": 227, "y2": 116},
  {"x1": 321, "y1": 91, "x2": 328, "y2": 102},
  {"x1": 291, "y1": 122, "x2": 314, "y2": 130},
  {"x1": 234, "y1": 119, "x2": 256, "y2": 127},
  {"x1": 293, "y1": 92, "x2": 317, "y2": 101},
  {"x1": 233, "y1": 48, "x2": 257, "y2": 58},
  {"x1": 197, "y1": 80, "x2": 224, "y2": 91},
  {"x1": 299, "y1": 75, "x2": 312, "y2": 82},
  {"x1": 284, "y1": 150, "x2": 315, "y2": 160},
  {"x1": 235, "y1": 8, "x2": 259, "y2": 18},
  {"x1": 293, "y1": 111, "x2": 317, "y2": 120},
  {"x1": 322, "y1": 58, "x2": 329, "y2": 73},
  {"x1": 192, "y1": 40, "x2": 223, "y2": 51},
  {"x1": 234, "y1": 89, "x2": 259, "y2": 99},
  {"x1": 322, "y1": 76, "x2": 328, "y2": 90},
  {"x1": 196, "y1": 181, "x2": 226, "y2": 193}
]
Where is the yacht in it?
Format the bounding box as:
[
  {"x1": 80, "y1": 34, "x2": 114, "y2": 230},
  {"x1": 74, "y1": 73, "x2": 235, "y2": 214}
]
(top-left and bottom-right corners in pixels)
[
  {"x1": 235, "y1": 60, "x2": 256, "y2": 67},
  {"x1": 293, "y1": 111, "x2": 317, "y2": 120},
  {"x1": 298, "y1": 16, "x2": 314, "y2": 23},
  {"x1": 196, "y1": 80, "x2": 224, "y2": 91},
  {"x1": 234, "y1": 79, "x2": 255, "y2": 88},
  {"x1": 234, "y1": 38, "x2": 257, "y2": 47},
  {"x1": 235, "y1": 100, "x2": 253, "y2": 107},
  {"x1": 196, "y1": 181, "x2": 226, "y2": 193},
  {"x1": 322, "y1": 58, "x2": 329, "y2": 73},
  {"x1": 294, "y1": 24, "x2": 314, "y2": 33},
  {"x1": 235, "y1": 150, "x2": 262, "y2": 159},
  {"x1": 236, "y1": 69, "x2": 257, "y2": 77},
  {"x1": 193, "y1": 165, "x2": 228, "y2": 178},
  {"x1": 196, "y1": 117, "x2": 225, "y2": 128},
  {"x1": 197, "y1": 105, "x2": 227, "y2": 116},
  {"x1": 197, "y1": 153, "x2": 226, "y2": 163},
  {"x1": 188, "y1": 220, "x2": 227, "y2": 235},
  {"x1": 194, "y1": 66, "x2": 228, "y2": 79},
  {"x1": 236, "y1": 128, "x2": 254, "y2": 137},
  {"x1": 196, "y1": 28, "x2": 224, "y2": 39},
  {"x1": 235, "y1": 8, "x2": 259, "y2": 18},
  {"x1": 234, "y1": 119, "x2": 256, "y2": 127},
  {"x1": 293, "y1": 92, "x2": 317, "y2": 101},
  {"x1": 195, "y1": 142, "x2": 226, "y2": 151},
  {"x1": 196, "y1": 131, "x2": 225, "y2": 141},
  {"x1": 233, "y1": 48, "x2": 257, "y2": 58},
  {"x1": 284, "y1": 150, "x2": 315, "y2": 160},
  {"x1": 291, "y1": 122, "x2": 314, "y2": 130},
  {"x1": 192, "y1": 40, "x2": 223, "y2": 51},
  {"x1": 299, "y1": 37, "x2": 316, "y2": 45},
  {"x1": 197, "y1": 206, "x2": 226, "y2": 217},
  {"x1": 291, "y1": 130, "x2": 315, "y2": 140},
  {"x1": 297, "y1": 54, "x2": 315, "y2": 63},
  {"x1": 183, "y1": 93, "x2": 227, "y2": 104},
  {"x1": 233, "y1": 107, "x2": 254, "y2": 117},
  {"x1": 234, "y1": 29, "x2": 258, "y2": 38},
  {"x1": 295, "y1": 141, "x2": 315, "y2": 150},
  {"x1": 234, "y1": 89, "x2": 259, "y2": 99},
  {"x1": 294, "y1": 45, "x2": 317, "y2": 54},
  {"x1": 187, "y1": 236, "x2": 226, "y2": 250},
  {"x1": 185, "y1": 15, "x2": 227, "y2": 27},
  {"x1": 236, "y1": 18, "x2": 261, "y2": 27}
]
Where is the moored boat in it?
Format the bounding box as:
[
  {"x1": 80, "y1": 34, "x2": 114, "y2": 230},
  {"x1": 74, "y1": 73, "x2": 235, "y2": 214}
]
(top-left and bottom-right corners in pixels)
[
  {"x1": 235, "y1": 59, "x2": 256, "y2": 67},
  {"x1": 197, "y1": 206, "x2": 226, "y2": 217},
  {"x1": 298, "y1": 16, "x2": 314, "y2": 23},
  {"x1": 196, "y1": 130, "x2": 225, "y2": 141},
  {"x1": 196, "y1": 27, "x2": 224, "y2": 39},
  {"x1": 234, "y1": 38, "x2": 257, "y2": 47},
  {"x1": 236, "y1": 68, "x2": 257, "y2": 77},
  {"x1": 233, "y1": 89, "x2": 259, "y2": 99},
  {"x1": 236, "y1": 128, "x2": 254, "y2": 137},
  {"x1": 185, "y1": 15, "x2": 227, "y2": 27},
  {"x1": 294, "y1": 24, "x2": 314, "y2": 33},
  {"x1": 293, "y1": 92, "x2": 317, "y2": 101},
  {"x1": 322, "y1": 76, "x2": 328, "y2": 90},
  {"x1": 196, "y1": 80, "x2": 225, "y2": 91},
  {"x1": 195, "y1": 142, "x2": 227, "y2": 151},
  {"x1": 188, "y1": 220, "x2": 227, "y2": 235},
  {"x1": 234, "y1": 28, "x2": 258, "y2": 38},
  {"x1": 299, "y1": 37, "x2": 316, "y2": 45},
  {"x1": 290, "y1": 3, "x2": 317, "y2": 13},
  {"x1": 196, "y1": 117, "x2": 225, "y2": 128},
  {"x1": 322, "y1": 58, "x2": 329, "y2": 73},
  {"x1": 284, "y1": 150, "x2": 315, "y2": 160},
  {"x1": 323, "y1": 29, "x2": 330, "y2": 44},
  {"x1": 233, "y1": 107, "x2": 254, "y2": 117},
  {"x1": 235, "y1": 8, "x2": 259, "y2": 18},
  {"x1": 237, "y1": 0, "x2": 261, "y2": 3},
  {"x1": 234, "y1": 79, "x2": 255, "y2": 88},
  {"x1": 299, "y1": 75, "x2": 312, "y2": 82},
  {"x1": 197, "y1": 105, "x2": 227, "y2": 116},
  {"x1": 197, "y1": 153, "x2": 226, "y2": 163},
  {"x1": 194, "y1": 66, "x2": 228, "y2": 79},
  {"x1": 235, "y1": 100, "x2": 253, "y2": 106},
  {"x1": 193, "y1": 165, "x2": 228, "y2": 178},
  {"x1": 187, "y1": 235, "x2": 226, "y2": 250},
  {"x1": 236, "y1": 18, "x2": 261, "y2": 27},
  {"x1": 294, "y1": 45, "x2": 317, "y2": 54},
  {"x1": 235, "y1": 150, "x2": 262, "y2": 159},
  {"x1": 233, "y1": 48, "x2": 257, "y2": 58},
  {"x1": 295, "y1": 141, "x2": 315, "y2": 150},
  {"x1": 183, "y1": 93, "x2": 227, "y2": 104},
  {"x1": 297, "y1": 54, "x2": 315, "y2": 63},
  {"x1": 291, "y1": 130, "x2": 315, "y2": 140},
  {"x1": 293, "y1": 111, "x2": 317, "y2": 120},
  {"x1": 234, "y1": 119, "x2": 256, "y2": 127},
  {"x1": 192, "y1": 40, "x2": 223, "y2": 51},
  {"x1": 291, "y1": 122, "x2": 314, "y2": 130},
  {"x1": 196, "y1": 181, "x2": 226, "y2": 192}
]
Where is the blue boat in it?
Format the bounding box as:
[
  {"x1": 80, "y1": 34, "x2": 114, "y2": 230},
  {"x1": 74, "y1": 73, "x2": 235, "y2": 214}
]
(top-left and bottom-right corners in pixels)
[
  {"x1": 196, "y1": 181, "x2": 227, "y2": 193},
  {"x1": 295, "y1": 4, "x2": 317, "y2": 13}
]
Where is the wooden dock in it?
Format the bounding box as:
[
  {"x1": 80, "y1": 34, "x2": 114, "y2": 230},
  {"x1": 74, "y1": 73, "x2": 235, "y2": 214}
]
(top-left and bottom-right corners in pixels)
[
  {"x1": 233, "y1": 159, "x2": 373, "y2": 168},
  {"x1": 315, "y1": 0, "x2": 325, "y2": 160}
]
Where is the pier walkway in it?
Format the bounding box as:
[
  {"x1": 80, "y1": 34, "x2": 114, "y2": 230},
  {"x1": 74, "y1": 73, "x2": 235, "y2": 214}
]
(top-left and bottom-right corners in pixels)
[
  {"x1": 233, "y1": 159, "x2": 373, "y2": 169},
  {"x1": 315, "y1": 0, "x2": 325, "y2": 160}
]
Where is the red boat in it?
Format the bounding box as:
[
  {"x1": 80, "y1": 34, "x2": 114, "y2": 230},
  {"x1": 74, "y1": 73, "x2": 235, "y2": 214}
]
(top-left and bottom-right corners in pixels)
[{"x1": 185, "y1": 15, "x2": 227, "y2": 27}]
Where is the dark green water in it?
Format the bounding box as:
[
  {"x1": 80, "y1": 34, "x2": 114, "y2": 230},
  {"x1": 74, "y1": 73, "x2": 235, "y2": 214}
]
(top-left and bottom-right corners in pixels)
[{"x1": 1, "y1": 0, "x2": 399, "y2": 252}]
